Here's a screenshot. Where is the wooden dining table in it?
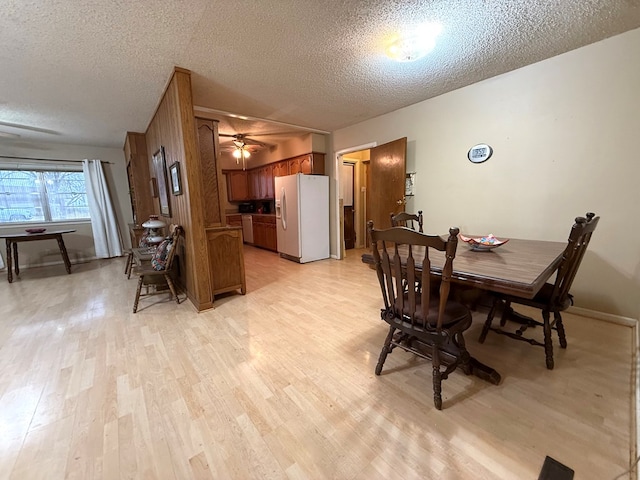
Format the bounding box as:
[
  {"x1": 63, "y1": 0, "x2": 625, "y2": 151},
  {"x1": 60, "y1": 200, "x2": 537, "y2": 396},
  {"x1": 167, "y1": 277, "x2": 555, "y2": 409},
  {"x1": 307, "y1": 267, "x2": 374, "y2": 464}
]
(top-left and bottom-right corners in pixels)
[
  {"x1": 361, "y1": 237, "x2": 568, "y2": 385},
  {"x1": 361, "y1": 237, "x2": 567, "y2": 299},
  {"x1": 1, "y1": 229, "x2": 76, "y2": 283}
]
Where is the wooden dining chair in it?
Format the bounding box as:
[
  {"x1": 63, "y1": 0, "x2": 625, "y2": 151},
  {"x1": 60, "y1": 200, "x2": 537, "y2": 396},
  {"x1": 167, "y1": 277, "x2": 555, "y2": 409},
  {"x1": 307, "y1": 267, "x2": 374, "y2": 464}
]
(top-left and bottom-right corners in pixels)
[
  {"x1": 124, "y1": 230, "x2": 151, "y2": 279},
  {"x1": 132, "y1": 224, "x2": 183, "y2": 313},
  {"x1": 368, "y1": 220, "x2": 473, "y2": 410},
  {"x1": 478, "y1": 213, "x2": 600, "y2": 369},
  {"x1": 390, "y1": 210, "x2": 424, "y2": 232}
]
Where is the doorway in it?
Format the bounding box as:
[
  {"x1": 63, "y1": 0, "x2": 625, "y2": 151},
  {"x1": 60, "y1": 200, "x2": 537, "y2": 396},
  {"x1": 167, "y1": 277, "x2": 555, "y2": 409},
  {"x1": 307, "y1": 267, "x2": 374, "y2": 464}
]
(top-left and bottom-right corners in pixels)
[
  {"x1": 337, "y1": 148, "x2": 371, "y2": 258},
  {"x1": 341, "y1": 161, "x2": 355, "y2": 250},
  {"x1": 334, "y1": 138, "x2": 407, "y2": 260}
]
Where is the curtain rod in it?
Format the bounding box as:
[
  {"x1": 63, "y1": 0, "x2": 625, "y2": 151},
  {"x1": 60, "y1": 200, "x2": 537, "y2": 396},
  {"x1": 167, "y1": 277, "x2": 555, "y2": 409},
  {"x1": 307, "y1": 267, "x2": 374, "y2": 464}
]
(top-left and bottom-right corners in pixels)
[{"x1": 0, "y1": 155, "x2": 113, "y2": 164}]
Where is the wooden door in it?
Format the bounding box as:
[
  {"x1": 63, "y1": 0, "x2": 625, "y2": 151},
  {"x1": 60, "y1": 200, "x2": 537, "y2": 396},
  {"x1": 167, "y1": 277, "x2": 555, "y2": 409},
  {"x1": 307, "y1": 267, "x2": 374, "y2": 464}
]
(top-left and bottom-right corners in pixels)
[{"x1": 367, "y1": 137, "x2": 406, "y2": 232}]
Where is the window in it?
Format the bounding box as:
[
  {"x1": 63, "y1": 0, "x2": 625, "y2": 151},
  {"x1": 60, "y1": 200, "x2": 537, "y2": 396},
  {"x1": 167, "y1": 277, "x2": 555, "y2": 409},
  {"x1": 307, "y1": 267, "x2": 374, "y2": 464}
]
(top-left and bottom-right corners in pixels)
[{"x1": 0, "y1": 169, "x2": 90, "y2": 224}]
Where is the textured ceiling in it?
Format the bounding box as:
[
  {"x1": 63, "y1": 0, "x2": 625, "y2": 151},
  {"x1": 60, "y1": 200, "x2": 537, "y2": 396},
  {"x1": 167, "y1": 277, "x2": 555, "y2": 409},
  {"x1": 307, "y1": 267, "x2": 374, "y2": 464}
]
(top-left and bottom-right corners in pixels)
[{"x1": 1, "y1": 0, "x2": 640, "y2": 149}]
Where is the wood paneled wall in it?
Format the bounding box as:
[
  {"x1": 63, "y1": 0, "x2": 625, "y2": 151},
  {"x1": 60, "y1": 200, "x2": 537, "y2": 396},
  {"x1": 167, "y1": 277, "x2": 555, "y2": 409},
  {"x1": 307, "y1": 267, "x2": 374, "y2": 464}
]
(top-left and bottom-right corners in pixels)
[{"x1": 144, "y1": 67, "x2": 219, "y2": 311}]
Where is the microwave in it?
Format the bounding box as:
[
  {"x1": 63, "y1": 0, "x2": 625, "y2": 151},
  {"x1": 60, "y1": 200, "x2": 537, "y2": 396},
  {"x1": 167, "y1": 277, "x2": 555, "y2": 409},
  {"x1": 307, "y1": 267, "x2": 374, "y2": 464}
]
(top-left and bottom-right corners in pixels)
[{"x1": 238, "y1": 203, "x2": 255, "y2": 213}]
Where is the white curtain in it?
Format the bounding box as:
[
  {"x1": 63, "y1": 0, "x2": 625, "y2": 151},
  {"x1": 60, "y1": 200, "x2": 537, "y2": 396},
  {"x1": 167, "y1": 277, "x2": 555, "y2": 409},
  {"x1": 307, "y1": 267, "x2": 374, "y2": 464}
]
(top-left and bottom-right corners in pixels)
[{"x1": 82, "y1": 159, "x2": 123, "y2": 258}]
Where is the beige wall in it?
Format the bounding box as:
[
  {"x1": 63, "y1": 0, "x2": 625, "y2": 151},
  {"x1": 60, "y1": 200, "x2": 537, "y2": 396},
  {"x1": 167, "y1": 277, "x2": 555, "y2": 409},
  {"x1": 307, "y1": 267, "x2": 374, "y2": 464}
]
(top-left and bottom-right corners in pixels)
[
  {"x1": 0, "y1": 142, "x2": 131, "y2": 268},
  {"x1": 331, "y1": 28, "x2": 640, "y2": 318}
]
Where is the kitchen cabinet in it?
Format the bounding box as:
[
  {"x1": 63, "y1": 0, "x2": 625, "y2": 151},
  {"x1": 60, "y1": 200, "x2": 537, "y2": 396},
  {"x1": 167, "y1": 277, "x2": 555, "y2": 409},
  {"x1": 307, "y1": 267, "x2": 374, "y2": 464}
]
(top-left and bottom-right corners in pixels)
[
  {"x1": 226, "y1": 214, "x2": 242, "y2": 227},
  {"x1": 251, "y1": 215, "x2": 277, "y2": 251},
  {"x1": 247, "y1": 165, "x2": 275, "y2": 200},
  {"x1": 248, "y1": 169, "x2": 262, "y2": 199},
  {"x1": 286, "y1": 153, "x2": 325, "y2": 176},
  {"x1": 273, "y1": 161, "x2": 288, "y2": 178},
  {"x1": 260, "y1": 165, "x2": 274, "y2": 199},
  {"x1": 300, "y1": 153, "x2": 324, "y2": 174},
  {"x1": 123, "y1": 132, "x2": 153, "y2": 228},
  {"x1": 288, "y1": 157, "x2": 303, "y2": 175},
  {"x1": 206, "y1": 226, "x2": 246, "y2": 299},
  {"x1": 223, "y1": 152, "x2": 325, "y2": 202},
  {"x1": 225, "y1": 170, "x2": 249, "y2": 201}
]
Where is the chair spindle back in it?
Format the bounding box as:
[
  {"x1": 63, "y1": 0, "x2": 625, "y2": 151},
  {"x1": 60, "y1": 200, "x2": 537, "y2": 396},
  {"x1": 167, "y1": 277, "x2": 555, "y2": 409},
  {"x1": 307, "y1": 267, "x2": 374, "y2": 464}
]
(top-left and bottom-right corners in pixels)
[
  {"x1": 368, "y1": 221, "x2": 459, "y2": 332},
  {"x1": 551, "y1": 212, "x2": 599, "y2": 306}
]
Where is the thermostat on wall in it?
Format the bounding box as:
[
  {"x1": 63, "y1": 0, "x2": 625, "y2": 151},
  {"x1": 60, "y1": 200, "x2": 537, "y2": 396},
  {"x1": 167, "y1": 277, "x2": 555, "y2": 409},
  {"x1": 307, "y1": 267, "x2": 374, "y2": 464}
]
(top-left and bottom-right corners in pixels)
[{"x1": 467, "y1": 144, "x2": 493, "y2": 163}]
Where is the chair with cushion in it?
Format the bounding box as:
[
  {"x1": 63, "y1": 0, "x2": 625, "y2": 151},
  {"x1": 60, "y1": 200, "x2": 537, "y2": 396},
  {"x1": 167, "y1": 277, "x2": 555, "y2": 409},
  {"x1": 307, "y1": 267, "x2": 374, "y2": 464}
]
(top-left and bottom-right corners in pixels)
[
  {"x1": 478, "y1": 213, "x2": 599, "y2": 369},
  {"x1": 368, "y1": 220, "x2": 473, "y2": 410},
  {"x1": 390, "y1": 210, "x2": 423, "y2": 232},
  {"x1": 132, "y1": 224, "x2": 183, "y2": 313}
]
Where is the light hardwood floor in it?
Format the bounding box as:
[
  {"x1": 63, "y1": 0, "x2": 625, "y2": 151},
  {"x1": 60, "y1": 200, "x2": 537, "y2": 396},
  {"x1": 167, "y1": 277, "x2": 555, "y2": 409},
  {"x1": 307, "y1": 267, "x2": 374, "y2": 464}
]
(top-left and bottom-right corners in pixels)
[{"x1": 0, "y1": 245, "x2": 634, "y2": 479}]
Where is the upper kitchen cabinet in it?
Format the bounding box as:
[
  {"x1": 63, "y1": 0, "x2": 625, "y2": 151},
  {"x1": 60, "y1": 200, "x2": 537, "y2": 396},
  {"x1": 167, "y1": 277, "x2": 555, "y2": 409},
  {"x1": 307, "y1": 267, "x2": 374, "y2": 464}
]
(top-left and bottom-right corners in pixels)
[
  {"x1": 273, "y1": 161, "x2": 288, "y2": 178},
  {"x1": 223, "y1": 152, "x2": 325, "y2": 202},
  {"x1": 250, "y1": 165, "x2": 274, "y2": 200},
  {"x1": 123, "y1": 132, "x2": 153, "y2": 225},
  {"x1": 261, "y1": 164, "x2": 274, "y2": 199},
  {"x1": 225, "y1": 170, "x2": 249, "y2": 201},
  {"x1": 287, "y1": 153, "x2": 325, "y2": 175},
  {"x1": 248, "y1": 168, "x2": 262, "y2": 200}
]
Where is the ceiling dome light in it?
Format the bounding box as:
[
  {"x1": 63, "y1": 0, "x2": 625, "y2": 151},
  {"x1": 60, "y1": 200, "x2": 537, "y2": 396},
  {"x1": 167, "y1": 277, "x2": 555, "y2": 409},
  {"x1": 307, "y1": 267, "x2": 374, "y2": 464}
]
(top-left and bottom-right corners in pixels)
[{"x1": 386, "y1": 23, "x2": 442, "y2": 62}]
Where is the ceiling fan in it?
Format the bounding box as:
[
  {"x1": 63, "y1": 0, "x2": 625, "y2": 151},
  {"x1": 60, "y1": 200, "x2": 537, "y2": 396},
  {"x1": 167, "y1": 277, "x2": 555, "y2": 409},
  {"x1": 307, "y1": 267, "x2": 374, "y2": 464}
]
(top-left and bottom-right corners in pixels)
[
  {"x1": 218, "y1": 130, "x2": 308, "y2": 168},
  {"x1": 219, "y1": 134, "x2": 260, "y2": 169},
  {"x1": 219, "y1": 133, "x2": 267, "y2": 148}
]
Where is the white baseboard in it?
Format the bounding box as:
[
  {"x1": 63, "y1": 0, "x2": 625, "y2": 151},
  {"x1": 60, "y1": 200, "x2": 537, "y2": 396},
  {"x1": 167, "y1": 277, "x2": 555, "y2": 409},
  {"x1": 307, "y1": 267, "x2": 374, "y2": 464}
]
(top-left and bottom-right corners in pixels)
[
  {"x1": 567, "y1": 306, "x2": 637, "y2": 327},
  {"x1": 0, "y1": 254, "x2": 106, "y2": 271}
]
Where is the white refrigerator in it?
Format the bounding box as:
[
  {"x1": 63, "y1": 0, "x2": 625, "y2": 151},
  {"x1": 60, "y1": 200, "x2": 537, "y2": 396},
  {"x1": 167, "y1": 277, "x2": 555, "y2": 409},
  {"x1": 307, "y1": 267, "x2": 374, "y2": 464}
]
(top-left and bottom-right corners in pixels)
[{"x1": 275, "y1": 173, "x2": 330, "y2": 263}]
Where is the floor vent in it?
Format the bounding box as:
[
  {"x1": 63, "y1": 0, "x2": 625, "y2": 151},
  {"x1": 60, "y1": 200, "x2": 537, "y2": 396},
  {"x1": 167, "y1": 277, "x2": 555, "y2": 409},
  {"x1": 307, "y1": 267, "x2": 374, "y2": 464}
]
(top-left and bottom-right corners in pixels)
[{"x1": 538, "y1": 456, "x2": 574, "y2": 480}]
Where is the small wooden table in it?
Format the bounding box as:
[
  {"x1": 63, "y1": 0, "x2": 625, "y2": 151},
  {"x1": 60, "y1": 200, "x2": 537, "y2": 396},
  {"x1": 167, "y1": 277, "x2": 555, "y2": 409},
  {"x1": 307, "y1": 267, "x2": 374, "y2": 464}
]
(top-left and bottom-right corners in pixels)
[{"x1": 1, "y1": 229, "x2": 76, "y2": 283}]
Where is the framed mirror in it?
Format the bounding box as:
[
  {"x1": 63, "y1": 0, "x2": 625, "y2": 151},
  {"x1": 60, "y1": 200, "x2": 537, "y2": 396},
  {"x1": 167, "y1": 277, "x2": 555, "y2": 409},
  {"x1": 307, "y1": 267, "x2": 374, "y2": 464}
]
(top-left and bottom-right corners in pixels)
[{"x1": 152, "y1": 146, "x2": 171, "y2": 217}]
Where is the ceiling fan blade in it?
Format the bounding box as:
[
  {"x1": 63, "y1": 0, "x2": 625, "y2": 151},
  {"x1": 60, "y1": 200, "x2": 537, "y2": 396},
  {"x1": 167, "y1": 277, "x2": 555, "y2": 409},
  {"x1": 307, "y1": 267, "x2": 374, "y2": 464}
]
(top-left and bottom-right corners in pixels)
[{"x1": 242, "y1": 137, "x2": 267, "y2": 147}]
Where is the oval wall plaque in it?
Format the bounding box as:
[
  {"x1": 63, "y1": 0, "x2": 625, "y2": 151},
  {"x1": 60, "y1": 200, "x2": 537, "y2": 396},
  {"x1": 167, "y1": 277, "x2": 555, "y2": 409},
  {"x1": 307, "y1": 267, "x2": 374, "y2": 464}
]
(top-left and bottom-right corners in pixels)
[{"x1": 467, "y1": 144, "x2": 493, "y2": 164}]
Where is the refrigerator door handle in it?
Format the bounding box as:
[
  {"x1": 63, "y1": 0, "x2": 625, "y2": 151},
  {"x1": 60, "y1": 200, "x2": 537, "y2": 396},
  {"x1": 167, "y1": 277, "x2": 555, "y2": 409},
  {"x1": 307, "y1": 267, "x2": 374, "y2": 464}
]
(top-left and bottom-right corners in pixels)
[{"x1": 281, "y1": 187, "x2": 287, "y2": 230}]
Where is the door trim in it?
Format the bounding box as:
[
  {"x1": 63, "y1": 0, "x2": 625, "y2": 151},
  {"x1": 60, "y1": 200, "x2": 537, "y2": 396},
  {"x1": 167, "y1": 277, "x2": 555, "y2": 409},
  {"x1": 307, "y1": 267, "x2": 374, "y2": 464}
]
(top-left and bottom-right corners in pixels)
[{"x1": 334, "y1": 142, "x2": 376, "y2": 260}]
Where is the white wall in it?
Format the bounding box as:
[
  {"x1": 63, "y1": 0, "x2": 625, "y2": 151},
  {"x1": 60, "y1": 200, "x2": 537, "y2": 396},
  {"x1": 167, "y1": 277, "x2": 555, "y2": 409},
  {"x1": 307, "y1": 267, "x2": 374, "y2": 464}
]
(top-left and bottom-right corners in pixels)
[
  {"x1": 331, "y1": 28, "x2": 640, "y2": 318},
  {"x1": 0, "y1": 141, "x2": 131, "y2": 268}
]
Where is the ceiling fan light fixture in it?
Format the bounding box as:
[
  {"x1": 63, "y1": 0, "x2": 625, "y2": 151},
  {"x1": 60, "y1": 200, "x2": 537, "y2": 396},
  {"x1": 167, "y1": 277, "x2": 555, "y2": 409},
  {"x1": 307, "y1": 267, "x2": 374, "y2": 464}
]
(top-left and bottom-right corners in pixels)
[
  {"x1": 386, "y1": 23, "x2": 442, "y2": 62},
  {"x1": 232, "y1": 145, "x2": 251, "y2": 159}
]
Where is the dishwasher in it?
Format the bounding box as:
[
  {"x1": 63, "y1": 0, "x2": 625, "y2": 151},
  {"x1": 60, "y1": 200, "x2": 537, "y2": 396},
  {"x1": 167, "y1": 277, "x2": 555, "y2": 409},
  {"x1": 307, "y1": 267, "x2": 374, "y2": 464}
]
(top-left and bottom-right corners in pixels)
[{"x1": 241, "y1": 214, "x2": 253, "y2": 244}]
